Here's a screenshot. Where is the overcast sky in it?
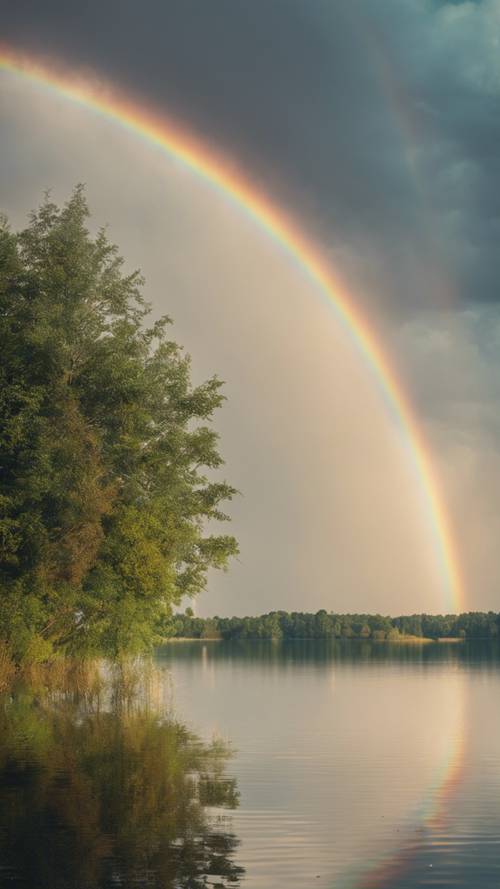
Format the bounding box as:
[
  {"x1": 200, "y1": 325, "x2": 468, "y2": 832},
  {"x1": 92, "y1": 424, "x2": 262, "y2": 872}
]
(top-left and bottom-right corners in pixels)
[{"x1": 1, "y1": 0, "x2": 500, "y2": 615}]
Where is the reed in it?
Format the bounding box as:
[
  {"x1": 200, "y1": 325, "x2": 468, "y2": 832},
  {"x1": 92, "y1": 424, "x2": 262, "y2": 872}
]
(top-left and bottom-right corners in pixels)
[{"x1": 0, "y1": 642, "x2": 16, "y2": 692}]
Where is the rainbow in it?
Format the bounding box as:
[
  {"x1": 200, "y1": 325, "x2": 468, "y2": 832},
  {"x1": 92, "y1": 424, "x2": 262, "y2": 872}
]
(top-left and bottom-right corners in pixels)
[
  {"x1": 353, "y1": 677, "x2": 466, "y2": 889},
  {"x1": 0, "y1": 46, "x2": 464, "y2": 612}
]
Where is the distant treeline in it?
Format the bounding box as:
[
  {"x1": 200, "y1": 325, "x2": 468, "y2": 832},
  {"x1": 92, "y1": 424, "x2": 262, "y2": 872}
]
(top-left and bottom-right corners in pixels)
[{"x1": 171, "y1": 610, "x2": 500, "y2": 641}]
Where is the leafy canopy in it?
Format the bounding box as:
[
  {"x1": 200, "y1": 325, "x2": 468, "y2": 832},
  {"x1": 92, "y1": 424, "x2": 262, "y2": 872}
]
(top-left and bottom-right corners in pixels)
[{"x1": 0, "y1": 187, "x2": 238, "y2": 659}]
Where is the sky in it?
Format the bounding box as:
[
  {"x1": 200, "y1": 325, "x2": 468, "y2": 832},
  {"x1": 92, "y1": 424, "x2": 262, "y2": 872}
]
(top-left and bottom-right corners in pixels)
[{"x1": 1, "y1": 0, "x2": 500, "y2": 616}]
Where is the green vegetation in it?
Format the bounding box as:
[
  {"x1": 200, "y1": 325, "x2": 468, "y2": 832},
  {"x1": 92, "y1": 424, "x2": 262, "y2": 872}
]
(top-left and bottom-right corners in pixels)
[
  {"x1": 0, "y1": 188, "x2": 237, "y2": 662},
  {"x1": 0, "y1": 661, "x2": 243, "y2": 888},
  {"x1": 171, "y1": 610, "x2": 500, "y2": 641}
]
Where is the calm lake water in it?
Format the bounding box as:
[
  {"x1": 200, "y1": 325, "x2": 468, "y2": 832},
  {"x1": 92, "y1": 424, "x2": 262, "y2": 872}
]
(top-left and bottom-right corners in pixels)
[{"x1": 1, "y1": 640, "x2": 500, "y2": 888}]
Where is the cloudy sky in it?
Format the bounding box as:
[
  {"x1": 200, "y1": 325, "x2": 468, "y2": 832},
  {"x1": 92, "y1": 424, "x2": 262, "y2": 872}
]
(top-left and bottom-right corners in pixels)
[{"x1": 1, "y1": 0, "x2": 500, "y2": 616}]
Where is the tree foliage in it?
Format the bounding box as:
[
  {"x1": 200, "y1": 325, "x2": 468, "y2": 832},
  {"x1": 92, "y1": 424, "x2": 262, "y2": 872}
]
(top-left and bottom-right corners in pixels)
[{"x1": 0, "y1": 188, "x2": 238, "y2": 659}]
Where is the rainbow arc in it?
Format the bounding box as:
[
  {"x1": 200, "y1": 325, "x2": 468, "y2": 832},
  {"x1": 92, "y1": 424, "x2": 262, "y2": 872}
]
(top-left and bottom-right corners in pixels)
[{"x1": 0, "y1": 46, "x2": 464, "y2": 612}]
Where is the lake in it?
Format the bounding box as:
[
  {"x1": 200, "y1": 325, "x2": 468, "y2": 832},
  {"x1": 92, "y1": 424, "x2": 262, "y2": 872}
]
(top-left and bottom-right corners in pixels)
[{"x1": 1, "y1": 640, "x2": 500, "y2": 888}]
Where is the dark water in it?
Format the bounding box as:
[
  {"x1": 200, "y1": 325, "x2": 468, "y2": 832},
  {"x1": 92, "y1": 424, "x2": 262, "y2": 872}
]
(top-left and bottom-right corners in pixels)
[{"x1": 1, "y1": 642, "x2": 500, "y2": 888}]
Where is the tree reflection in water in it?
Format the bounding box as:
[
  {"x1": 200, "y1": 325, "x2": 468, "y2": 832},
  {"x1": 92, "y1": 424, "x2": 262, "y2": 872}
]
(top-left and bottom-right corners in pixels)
[{"x1": 0, "y1": 660, "x2": 244, "y2": 888}]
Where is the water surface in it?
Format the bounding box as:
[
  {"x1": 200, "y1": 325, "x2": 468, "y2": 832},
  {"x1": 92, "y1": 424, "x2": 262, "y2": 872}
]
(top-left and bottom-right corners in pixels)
[{"x1": 1, "y1": 641, "x2": 500, "y2": 888}]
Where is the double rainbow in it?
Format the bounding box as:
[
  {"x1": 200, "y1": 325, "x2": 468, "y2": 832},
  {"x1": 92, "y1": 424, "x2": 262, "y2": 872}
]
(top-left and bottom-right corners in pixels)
[{"x1": 0, "y1": 46, "x2": 464, "y2": 612}]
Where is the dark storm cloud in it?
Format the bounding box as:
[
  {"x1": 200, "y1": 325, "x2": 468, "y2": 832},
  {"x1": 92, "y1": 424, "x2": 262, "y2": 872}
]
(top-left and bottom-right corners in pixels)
[{"x1": 1, "y1": 0, "x2": 499, "y2": 312}]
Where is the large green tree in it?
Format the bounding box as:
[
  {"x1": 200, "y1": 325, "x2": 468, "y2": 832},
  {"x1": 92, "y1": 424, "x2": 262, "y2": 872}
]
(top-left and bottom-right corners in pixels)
[{"x1": 0, "y1": 187, "x2": 238, "y2": 659}]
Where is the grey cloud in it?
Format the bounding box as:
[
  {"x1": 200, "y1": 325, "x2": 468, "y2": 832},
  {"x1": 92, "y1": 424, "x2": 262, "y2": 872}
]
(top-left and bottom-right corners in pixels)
[{"x1": 3, "y1": 1, "x2": 499, "y2": 315}]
